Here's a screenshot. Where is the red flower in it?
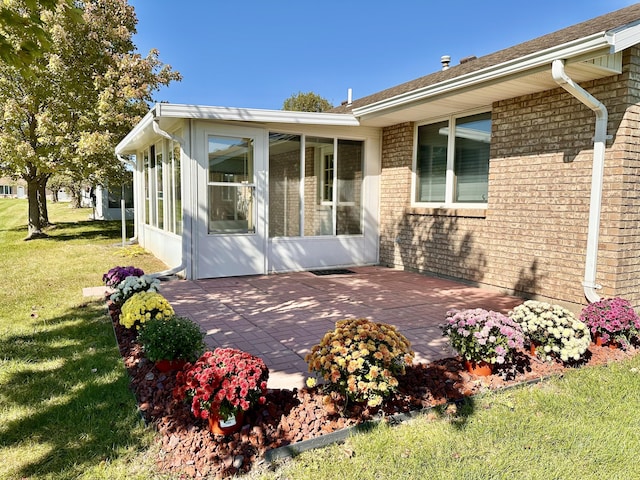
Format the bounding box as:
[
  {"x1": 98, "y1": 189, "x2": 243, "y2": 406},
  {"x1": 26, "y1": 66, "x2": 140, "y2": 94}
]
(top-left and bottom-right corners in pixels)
[{"x1": 173, "y1": 347, "x2": 269, "y2": 422}]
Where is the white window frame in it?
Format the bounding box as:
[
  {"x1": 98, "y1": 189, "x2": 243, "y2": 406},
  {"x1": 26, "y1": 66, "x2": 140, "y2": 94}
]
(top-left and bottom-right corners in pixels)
[{"x1": 412, "y1": 108, "x2": 491, "y2": 209}]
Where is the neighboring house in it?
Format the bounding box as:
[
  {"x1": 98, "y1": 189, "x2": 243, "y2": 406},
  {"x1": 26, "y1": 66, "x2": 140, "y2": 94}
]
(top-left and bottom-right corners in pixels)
[
  {"x1": 0, "y1": 177, "x2": 27, "y2": 198},
  {"x1": 116, "y1": 5, "x2": 640, "y2": 309},
  {"x1": 93, "y1": 181, "x2": 135, "y2": 221}
]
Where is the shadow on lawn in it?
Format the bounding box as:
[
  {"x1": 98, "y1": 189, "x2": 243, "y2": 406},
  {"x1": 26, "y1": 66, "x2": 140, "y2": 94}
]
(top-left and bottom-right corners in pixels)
[
  {"x1": 0, "y1": 219, "x2": 131, "y2": 242},
  {"x1": 44, "y1": 220, "x2": 133, "y2": 242},
  {"x1": 0, "y1": 302, "x2": 148, "y2": 479}
]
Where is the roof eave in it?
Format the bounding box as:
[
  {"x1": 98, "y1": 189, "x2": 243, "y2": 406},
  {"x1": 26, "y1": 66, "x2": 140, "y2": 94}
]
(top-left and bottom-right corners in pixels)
[
  {"x1": 156, "y1": 103, "x2": 360, "y2": 126},
  {"x1": 352, "y1": 32, "x2": 614, "y2": 120},
  {"x1": 115, "y1": 104, "x2": 360, "y2": 155},
  {"x1": 115, "y1": 106, "x2": 157, "y2": 155}
]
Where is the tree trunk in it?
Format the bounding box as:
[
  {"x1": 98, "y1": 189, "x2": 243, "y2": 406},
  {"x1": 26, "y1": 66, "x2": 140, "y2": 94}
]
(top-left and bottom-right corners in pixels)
[
  {"x1": 67, "y1": 183, "x2": 83, "y2": 209},
  {"x1": 37, "y1": 179, "x2": 49, "y2": 227},
  {"x1": 25, "y1": 177, "x2": 48, "y2": 240}
]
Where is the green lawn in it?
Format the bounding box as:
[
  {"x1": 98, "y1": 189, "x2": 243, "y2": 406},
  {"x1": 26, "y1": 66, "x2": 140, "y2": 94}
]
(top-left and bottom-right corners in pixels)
[
  {"x1": 259, "y1": 356, "x2": 640, "y2": 479},
  {"x1": 0, "y1": 199, "x2": 167, "y2": 479}
]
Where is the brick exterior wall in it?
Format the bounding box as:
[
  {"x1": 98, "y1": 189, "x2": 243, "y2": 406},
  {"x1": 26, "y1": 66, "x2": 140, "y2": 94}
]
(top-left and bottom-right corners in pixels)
[{"x1": 379, "y1": 47, "x2": 640, "y2": 309}]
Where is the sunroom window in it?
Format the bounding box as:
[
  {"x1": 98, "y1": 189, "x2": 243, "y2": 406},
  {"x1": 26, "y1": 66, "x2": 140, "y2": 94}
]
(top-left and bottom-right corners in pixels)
[
  {"x1": 415, "y1": 111, "x2": 491, "y2": 206},
  {"x1": 268, "y1": 133, "x2": 363, "y2": 237}
]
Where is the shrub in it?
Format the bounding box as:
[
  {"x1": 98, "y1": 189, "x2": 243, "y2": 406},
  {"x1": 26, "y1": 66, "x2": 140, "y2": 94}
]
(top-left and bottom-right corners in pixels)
[
  {"x1": 110, "y1": 274, "x2": 160, "y2": 306},
  {"x1": 580, "y1": 297, "x2": 640, "y2": 347},
  {"x1": 137, "y1": 316, "x2": 205, "y2": 362},
  {"x1": 173, "y1": 348, "x2": 269, "y2": 421},
  {"x1": 509, "y1": 300, "x2": 590, "y2": 362},
  {"x1": 442, "y1": 308, "x2": 525, "y2": 365},
  {"x1": 305, "y1": 318, "x2": 414, "y2": 408},
  {"x1": 119, "y1": 291, "x2": 174, "y2": 330},
  {"x1": 102, "y1": 265, "x2": 144, "y2": 288}
]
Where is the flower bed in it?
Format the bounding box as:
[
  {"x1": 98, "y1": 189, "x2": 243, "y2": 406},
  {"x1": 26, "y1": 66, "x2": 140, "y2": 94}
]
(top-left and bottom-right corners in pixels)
[{"x1": 108, "y1": 308, "x2": 639, "y2": 479}]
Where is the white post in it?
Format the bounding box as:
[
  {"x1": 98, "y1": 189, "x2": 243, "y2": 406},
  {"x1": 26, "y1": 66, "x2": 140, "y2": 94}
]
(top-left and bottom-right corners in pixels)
[{"x1": 121, "y1": 185, "x2": 126, "y2": 247}]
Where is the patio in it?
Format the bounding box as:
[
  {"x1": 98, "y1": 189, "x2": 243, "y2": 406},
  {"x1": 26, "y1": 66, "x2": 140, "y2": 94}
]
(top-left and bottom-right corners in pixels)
[{"x1": 160, "y1": 266, "x2": 522, "y2": 389}]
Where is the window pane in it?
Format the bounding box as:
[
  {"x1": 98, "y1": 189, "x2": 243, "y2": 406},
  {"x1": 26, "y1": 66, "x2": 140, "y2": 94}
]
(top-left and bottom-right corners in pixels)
[
  {"x1": 269, "y1": 133, "x2": 301, "y2": 237},
  {"x1": 304, "y1": 137, "x2": 334, "y2": 236},
  {"x1": 173, "y1": 141, "x2": 182, "y2": 235},
  {"x1": 156, "y1": 149, "x2": 163, "y2": 229},
  {"x1": 207, "y1": 185, "x2": 255, "y2": 234},
  {"x1": 143, "y1": 150, "x2": 150, "y2": 224},
  {"x1": 208, "y1": 136, "x2": 253, "y2": 183},
  {"x1": 416, "y1": 121, "x2": 448, "y2": 202},
  {"x1": 454, "y1": 112, "x2": 490, "y2": 203},
  {"x1": 337, "y1": 139, "x2": 363, "y2": 235}
]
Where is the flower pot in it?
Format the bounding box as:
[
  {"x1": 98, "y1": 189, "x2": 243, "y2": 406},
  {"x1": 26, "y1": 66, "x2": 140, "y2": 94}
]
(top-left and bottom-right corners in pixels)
[
  {"x1": 529, "y1": 342, "x2": 538, "y2": 356},
  {"x1": 208, "y1": 409, "x2": 244, "y2": 436},
  {"x1": 464, "y1": 360, "x2": 492, "y2": 376},
  {"x1": 594, "y1": 333, "x2": 604, "y2": 347},
  {"x1": 155, "y1": 359, "x2": 188, "y2": 373},
  {"x1": 593, "y1": 333, "x2": 617, "y2": 349}
]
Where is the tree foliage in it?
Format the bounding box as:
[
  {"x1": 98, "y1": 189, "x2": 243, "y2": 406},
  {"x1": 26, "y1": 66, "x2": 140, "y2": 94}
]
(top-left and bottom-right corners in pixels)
[
  {"x1": 0, "y1": 0, "x2": 181, "y2": 239},
  {"x1": 0, "y1": 0, "x2": 79, "y2": 69},
  {"x1": 282, "y1": 91, "x2": 333, "y2": 112}
]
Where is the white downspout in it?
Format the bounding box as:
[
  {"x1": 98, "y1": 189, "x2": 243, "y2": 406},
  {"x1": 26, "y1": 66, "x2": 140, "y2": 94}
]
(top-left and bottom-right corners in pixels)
[
  {"x1": 149, "y1": 117, "x2": 186, "y2": 279},
  {"x1": 551, "y1": 59, "x2": 608, "y2": 303}
]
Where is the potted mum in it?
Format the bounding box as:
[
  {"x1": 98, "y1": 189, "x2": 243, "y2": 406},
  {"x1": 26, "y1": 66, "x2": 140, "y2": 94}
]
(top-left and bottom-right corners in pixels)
[
  {"x1": 305, "y1": 318, "x2": 414, "y2": 410},
  {"x1": 103, "y1": 265, "x2": 144, "y2": 288},
  {"x1": 580, "y1": 297, "x2": 640, "y2": 349},
  {"x1": 442, "y1": 308, "x2": 525, "y2": 376},
  {"x1": 110, "y1": 274, "x2": 161, "y2": 307},
  {"x1": 509, "y1": 300, "x2": 590, "y2": 363},
  {"x1": 119, "y1": 291, "x2": 174, "y2": 330},
  {"x1": 137, "y1": 316, "x2": 206, "y2": 372},
  {"x1": 173, "y1": 348, "x2": 269, "y2": 435}
]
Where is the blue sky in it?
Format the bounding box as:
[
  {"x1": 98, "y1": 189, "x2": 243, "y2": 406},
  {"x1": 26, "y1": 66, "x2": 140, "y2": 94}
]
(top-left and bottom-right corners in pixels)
[{"x1": 129, "y1": 0, "x2": 636, "y2": 110}]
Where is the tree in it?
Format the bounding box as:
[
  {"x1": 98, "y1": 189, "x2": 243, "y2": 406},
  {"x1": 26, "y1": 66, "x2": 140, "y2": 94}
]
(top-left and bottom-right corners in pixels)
[
  {"x1": 282, "y1": 91, "x2": 333, "y2": 112},
  {"x1": 0, "y1": 0, "x2": 79, "y2": 69},
  {"x1": 0, "y1": 0, "x2": 181, "y2": 239}
]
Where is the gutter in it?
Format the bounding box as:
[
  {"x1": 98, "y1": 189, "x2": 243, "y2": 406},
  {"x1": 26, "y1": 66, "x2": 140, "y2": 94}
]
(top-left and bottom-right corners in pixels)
[{"x1": 551, "y1": 59, "x2": 609, "y2": 303}]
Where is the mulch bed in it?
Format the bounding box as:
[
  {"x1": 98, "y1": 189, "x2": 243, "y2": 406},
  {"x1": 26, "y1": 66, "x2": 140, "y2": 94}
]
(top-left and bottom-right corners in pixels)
[{"x1": 108, "y1": 302, "x2": 638, "y2": 479}]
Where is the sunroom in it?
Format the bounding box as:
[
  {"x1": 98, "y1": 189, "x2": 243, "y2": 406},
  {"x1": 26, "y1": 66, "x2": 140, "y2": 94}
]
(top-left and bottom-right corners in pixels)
[{"x1": 115, "y1": 103, "x2": 381, "y2": 280}]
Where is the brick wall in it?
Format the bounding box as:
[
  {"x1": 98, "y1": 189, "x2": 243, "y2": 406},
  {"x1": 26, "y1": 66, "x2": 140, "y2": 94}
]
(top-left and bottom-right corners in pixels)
[{"x1": 379, "y1": 47, "x2": 640, "y2": 309}]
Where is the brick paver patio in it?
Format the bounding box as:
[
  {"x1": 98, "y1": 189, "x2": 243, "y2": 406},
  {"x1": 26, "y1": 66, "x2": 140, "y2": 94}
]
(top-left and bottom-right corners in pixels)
[{"x1": 160, "y1": 266, "x2": 522, "y2": 390}]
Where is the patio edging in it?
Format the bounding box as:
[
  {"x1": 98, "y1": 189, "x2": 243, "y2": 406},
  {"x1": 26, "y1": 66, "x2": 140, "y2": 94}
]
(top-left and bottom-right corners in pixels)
[{"x1": 264, "y1": 375, "x2": 548, "y2": 463}]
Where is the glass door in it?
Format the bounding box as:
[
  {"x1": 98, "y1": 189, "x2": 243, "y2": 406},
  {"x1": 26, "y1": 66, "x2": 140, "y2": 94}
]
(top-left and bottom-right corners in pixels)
[{"x1": 197, "y1": 126, "x2": 266, "y2": 278}]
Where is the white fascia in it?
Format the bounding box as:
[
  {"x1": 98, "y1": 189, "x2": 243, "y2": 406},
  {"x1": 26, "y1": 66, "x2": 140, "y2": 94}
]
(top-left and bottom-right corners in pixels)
[
  {"x1": 115, "y1": 108, "x2": 155, "y2": 155},
  {"x1": 605, "y1": 19, "x2": 640, "y2": 52},
  {"x1": 352, "y1": 33, "x2": 614, "y2": 119},
  {"x1": 155, "y1": 103, "x2": 360, "y2": 126}
]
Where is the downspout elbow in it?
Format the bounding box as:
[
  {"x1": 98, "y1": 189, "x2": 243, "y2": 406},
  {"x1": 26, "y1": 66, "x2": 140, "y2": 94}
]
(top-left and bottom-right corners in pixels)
[
  {"x1": 149, "y1": 263, "x2": 186, "y2": 280},
  {"x1": 152, "y1": 118, "x2": 185, "y2": 145}
]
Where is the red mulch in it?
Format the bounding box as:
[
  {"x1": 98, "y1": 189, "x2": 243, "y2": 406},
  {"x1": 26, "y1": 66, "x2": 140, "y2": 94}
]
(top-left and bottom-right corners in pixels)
[{"x1": 108, "y1": 302, "x2": 638, "y2": 479}]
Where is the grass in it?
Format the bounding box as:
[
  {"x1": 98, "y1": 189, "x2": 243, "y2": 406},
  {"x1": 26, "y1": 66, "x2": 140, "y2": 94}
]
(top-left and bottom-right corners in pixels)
[
  {"x1": 260, "y1": 356, "x2": 640, "y2": 480},
  {"x1": 0, "y1": 199, "x2": 167, "y2": 480}
]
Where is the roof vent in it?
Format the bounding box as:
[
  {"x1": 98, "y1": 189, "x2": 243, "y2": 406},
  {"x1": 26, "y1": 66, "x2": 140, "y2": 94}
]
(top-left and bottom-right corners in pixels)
[
  {"x1": 460, "y1": 55, "x2": 477, "y2": 64},
  {"x1": 441, "y1": 55, "x2": 451, "y2": 71}
]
